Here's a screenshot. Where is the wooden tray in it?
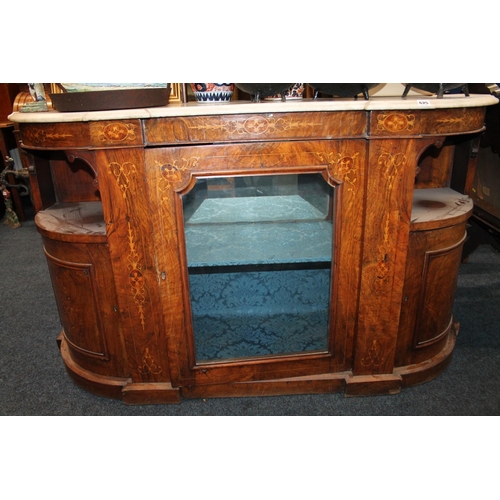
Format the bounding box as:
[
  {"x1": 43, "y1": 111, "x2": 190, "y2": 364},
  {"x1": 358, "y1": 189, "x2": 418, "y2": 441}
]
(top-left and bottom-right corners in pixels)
[{"x1": 49, "y1": 85, "x2": 171, "y2": 112}]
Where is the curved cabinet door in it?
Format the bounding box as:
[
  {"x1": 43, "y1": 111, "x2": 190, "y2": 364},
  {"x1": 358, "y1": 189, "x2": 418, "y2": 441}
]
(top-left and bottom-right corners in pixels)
[
  {"x1": 42, "y1": 238, "x2": 127, "y2": 378},
  {"x1": 396, "y1": 221, "x2": 467, "y2": 367}
]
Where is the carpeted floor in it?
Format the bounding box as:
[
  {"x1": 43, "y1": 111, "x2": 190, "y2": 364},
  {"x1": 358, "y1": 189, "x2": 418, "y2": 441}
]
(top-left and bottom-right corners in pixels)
[{"x1": 1, "y1": 214, "x2": 499, "y2": 416}]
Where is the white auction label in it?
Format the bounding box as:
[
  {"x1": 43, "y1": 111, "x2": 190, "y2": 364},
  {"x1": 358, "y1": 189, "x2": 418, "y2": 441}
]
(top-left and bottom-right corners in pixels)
[{"x1": 417, "y1": 100, "x2": 432, "y2": 106}]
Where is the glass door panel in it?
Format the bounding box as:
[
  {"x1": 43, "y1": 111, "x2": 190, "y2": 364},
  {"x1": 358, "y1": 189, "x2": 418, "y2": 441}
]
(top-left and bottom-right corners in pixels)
[{"x1": 182, "y1": 173, "x2": 334, "y2": 363}]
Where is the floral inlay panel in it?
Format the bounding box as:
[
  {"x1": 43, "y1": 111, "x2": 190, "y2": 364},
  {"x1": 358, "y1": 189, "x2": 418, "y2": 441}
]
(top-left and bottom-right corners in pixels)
[
  {"x1": 374, "y1": 151, "x2": 407, "y2": 289},
  {"x1": 377, "y1": 113, "x2": 416, "y2": 133},
  {"x1": 108, "y1": 162, "x2": 138, "y2": 198},
  {"x1": 98, "y1": 122, "x2": 137, "y2": 142},
  {"x1": 138, "y1": 348, "x2": 162, "y2": 375},
  {"x1": 315, "y1": 151, "x2": 360, "y2": 192},
  {"x1": 126, "y1": 222, "x2": 147, "y2": 329},
  {"x1": 184, "y1": 115, "x2": 322, "y2": 137}
]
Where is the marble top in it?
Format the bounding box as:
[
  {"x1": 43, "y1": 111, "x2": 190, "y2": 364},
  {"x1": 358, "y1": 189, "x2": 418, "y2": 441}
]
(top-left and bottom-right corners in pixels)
[{"x1": 8, "y1": 94, "x2": 498, "y2": 124}]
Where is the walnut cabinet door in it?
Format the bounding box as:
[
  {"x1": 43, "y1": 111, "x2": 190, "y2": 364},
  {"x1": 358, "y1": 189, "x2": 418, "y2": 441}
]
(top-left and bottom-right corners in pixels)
[{"x1": 146, "y1": 140, "x2": 366, "y2": 388}]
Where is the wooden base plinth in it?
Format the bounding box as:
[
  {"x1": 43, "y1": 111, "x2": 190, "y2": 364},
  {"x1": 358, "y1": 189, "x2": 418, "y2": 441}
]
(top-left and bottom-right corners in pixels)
[
  {"x1": 58, "y1": 328, "x2": 458, "y2": 404},
  {"x1": 395, "y1": 323, "x2": 458, "y2": 387},
  {"x1": 59, "y1": 336, "x2": 130, "y2": 400},
  {"x1": 181, "y1": 372, "x2": 347, "y2": 400},
  {"x1": 122, "y1": 383, "x2": 181, "y2": 405},
  {"x1": 345, "y1": 374, "x2": 403, "y2": 397}
]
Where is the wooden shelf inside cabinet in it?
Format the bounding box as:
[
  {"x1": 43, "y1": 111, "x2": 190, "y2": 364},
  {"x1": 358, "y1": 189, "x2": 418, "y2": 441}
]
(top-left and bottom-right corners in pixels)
[{"x1": 35, "y1": 202, "x2": 106, "y2": 243}]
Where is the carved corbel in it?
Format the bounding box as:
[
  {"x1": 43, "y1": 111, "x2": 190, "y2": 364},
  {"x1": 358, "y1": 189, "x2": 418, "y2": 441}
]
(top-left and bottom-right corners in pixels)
[{"x1": 65, "y1": 150, "x2": 98, "y2": 186}]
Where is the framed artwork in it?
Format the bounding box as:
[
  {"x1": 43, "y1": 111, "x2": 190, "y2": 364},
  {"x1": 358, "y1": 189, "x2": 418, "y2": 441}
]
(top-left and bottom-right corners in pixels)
[{"x1": 49, "y1": 83, "x2": 186, "y2": 103}]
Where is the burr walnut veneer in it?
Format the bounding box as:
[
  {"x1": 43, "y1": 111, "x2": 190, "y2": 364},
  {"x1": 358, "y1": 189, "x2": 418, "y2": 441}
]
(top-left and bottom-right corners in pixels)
[{"x1": 10, "y1": 95, "x2": 497, "y2": 404}]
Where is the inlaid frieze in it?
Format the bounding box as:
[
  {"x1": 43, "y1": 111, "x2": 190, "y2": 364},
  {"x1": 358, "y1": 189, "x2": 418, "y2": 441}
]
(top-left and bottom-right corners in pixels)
[
  {"x1": 185, "y1": 115, "x2": 313, "y2": 136},
  {"x1": 371, "y1": 107, "x2": 486, "y2": 137},
  {"x1": 99, "y1": 122, "x2": 137, "y2": 142},
  {"x1": 90, "y1": 120, "x2": 143, "y2": 146},
  {"x1": 19, "y1": 123, "x2": 90, "y2": 148},
  {"x1": 23, "y1": 128, "x2": 73, "y2": 144},
  {"x1": 435, "y1": 110, "x2": 475, "y2": 128},
  {"x1": 376, "y1": 113, "x2": 416, "y2": 133},
  {"x1": 144, "y1": 111, "x2": 367, "y2": 145}
]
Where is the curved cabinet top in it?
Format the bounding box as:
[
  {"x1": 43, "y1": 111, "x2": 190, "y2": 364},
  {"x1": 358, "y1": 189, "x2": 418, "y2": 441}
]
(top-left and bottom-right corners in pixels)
[
  {"x1": 9, "y1": 94, "x2": 498, "y2": 123},
  {"x1": 9, "y1": 95, "x2": 498, "y2": 149}
]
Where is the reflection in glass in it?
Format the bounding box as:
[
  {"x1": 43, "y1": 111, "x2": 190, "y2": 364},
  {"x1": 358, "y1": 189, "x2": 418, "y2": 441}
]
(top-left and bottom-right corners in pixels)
[{"x1": 182, "y1": 174, "x2": 334, "y2": 363}]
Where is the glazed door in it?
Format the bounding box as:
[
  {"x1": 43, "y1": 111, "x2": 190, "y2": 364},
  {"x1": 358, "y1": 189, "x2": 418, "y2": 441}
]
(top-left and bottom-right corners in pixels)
[
  {"x1": 183, "y1": 173, "x2": 333, "y2": 363},
  {"x1": 146, "y1": 141, "x2": 365, "y2": 386}
]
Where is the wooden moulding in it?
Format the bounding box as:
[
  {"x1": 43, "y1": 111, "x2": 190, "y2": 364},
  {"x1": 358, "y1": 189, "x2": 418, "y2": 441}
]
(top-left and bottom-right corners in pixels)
[
  {"x1": 344, "y1": 374, "x2": 403, "y2": 397},
  {"x1": 181, "y1": 372, "x2": 348, "y2": 400},
  {"x1": 60, "y1": 334, "x2": 181, "y2": 404},
  {"x1": 345, "y1": 326, "x2": 457, "y2": 397},
  {"x1": 59, "y1": 336, "x2": 130, "y2": 400},
  {"x1": 395, "y1": 323, "x2": 459, "y2": 388},
  {"x1": 57, "y1": 327, "x2": 457, "y2": 403},
  {"x1": 122, "y1": 383, "x2": 181, "y2": 405}
]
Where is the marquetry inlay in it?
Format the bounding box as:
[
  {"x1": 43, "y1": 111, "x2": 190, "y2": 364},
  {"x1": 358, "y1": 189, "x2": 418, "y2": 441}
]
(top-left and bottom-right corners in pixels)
[
  {"x1": 377, "y1": 113, "x2": 416, "y2": 133},
  {"x1": 374, "y1": 151, "x2": 408, "y2": 287},
  {"x1": 378, "y1": 152, "x2": 407, "y2": 190},
  {"x1": 316, "y1": 151, "x2": 360, "y2": 192},
  {"x1": 435, "y1": 110, "x2": 474, "y2": 127},
  {"x1": 157, "y1": 157, "x2": 199, "y2": 193},
  {"x1": 184, "y1": 115, "x2": 321, "y2": 137},
  {"x1": 98, "y1": 122, "x2": 137, "y2": 142},
  {"x1": 127, "y1": 222, "x2": 146, "y2": 329},
  {"x1": 138, "y1": 348, "x2": 162, "y2": 375},
  {"x1": 360, "y1": 339, "x2": 382, "y2": 368},
  {"x1": 22, "y1": 128, "x2": 73, "y2": 145},
  {"x1": 108, "y1": 162, "x2": 137, "y2": 198}
]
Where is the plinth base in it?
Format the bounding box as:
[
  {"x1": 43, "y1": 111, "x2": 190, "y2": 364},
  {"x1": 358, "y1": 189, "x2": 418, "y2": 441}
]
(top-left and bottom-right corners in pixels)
[{"x1": 58, "y1": 328, "x2": 458, "y2": 405}]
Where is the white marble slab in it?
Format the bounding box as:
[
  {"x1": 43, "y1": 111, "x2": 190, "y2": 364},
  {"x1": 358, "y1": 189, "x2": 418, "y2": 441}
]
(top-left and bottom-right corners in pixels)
[{"x1": 9, "y1": 94, "x2": 498, "y2": 123}]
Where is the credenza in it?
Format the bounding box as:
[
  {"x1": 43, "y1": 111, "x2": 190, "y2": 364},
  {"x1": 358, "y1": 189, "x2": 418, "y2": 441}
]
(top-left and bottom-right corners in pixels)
[{"x1": 10, "y1": 93, "x2": 497, "y2": 404}]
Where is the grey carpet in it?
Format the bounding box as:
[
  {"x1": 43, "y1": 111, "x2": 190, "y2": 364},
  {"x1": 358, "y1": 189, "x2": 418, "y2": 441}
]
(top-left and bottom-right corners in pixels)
[{"x1": 1, "y1": 216, "x2": 499, "y2": 415}]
